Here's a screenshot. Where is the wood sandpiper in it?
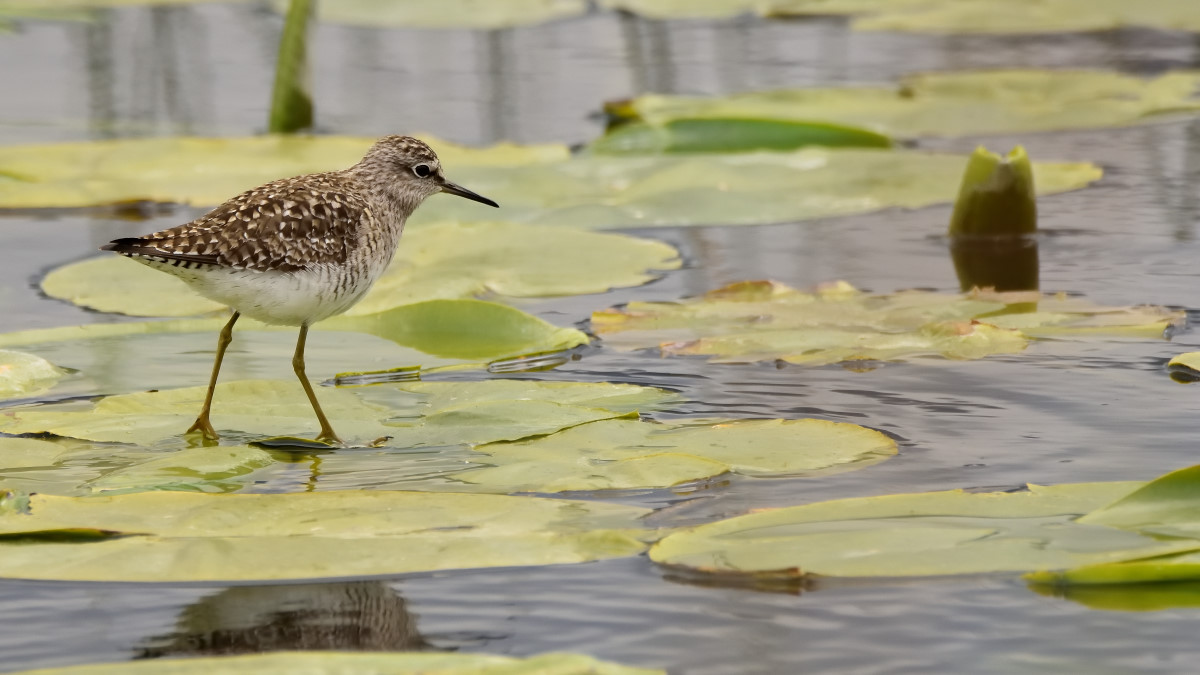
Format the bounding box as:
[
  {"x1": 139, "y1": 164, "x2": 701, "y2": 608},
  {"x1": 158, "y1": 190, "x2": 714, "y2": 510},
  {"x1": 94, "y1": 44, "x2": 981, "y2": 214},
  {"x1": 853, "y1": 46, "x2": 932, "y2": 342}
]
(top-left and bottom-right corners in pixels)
[{"x1": 101, "y1": 135, "x2": 498, "y2": 445}]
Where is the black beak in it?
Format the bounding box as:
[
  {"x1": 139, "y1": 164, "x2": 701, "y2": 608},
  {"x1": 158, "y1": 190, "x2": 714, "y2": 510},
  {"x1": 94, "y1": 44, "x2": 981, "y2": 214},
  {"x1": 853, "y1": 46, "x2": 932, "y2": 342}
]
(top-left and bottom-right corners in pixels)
[{"x1": 440, "y1": 180, "x2": 499, "y2": 208}]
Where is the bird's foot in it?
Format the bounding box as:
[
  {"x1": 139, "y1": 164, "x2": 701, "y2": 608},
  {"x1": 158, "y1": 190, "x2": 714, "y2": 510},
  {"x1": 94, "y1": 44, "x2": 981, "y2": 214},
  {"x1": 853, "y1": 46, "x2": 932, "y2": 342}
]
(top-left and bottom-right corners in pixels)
[
  {"x1": 315, "y1": 428, "x2": 344, "y2": 447},
  {"x1": 186, "y1": 416, "x2": 220, "y2": 441}
]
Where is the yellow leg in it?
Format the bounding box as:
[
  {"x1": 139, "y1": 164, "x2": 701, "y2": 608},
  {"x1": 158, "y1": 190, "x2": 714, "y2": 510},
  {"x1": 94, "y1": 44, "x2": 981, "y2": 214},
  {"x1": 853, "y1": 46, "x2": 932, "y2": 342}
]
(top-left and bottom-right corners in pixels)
[
  {"x1": 293, "y1": 324, "x2": 342, "y2": 445},
  {"x1": 186, "y1": 311, "x2": 240, "y2": 440}
]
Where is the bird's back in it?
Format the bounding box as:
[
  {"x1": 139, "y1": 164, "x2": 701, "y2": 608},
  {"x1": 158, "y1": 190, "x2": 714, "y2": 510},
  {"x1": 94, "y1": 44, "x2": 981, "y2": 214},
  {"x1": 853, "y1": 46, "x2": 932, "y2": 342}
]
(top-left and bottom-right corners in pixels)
[{"x1": 103, "y1": 171, "x2": 394, "y2": 326}]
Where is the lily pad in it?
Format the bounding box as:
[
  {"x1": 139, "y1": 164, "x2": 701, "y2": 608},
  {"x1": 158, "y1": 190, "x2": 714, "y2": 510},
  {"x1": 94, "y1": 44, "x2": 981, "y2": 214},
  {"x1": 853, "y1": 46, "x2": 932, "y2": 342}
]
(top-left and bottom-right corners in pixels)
[
  {"x1": 43, "y1": 221, "x2": 681, "y2": 317},
  {"x1": 650, "y1": 480, "x2": 1200, "y2": 578},
  {"x1": 454, "y1": 417, "x2": 897, "y2": 492},
  {"x1": 302, "y1": 0, "x2": 587, "y2": 29},
  {"x1": 0, "y1": 135, "x2": 567, "y2": 209},
  {"x1": 0, "y1": 298, "x2": 588, "y2": 366},
  {"x1": 591, "y1": 118, "x2": 893, "y2": 154},
  {"x1": 770, "y1": 0, "x2": 1200, "y2": 35},
  {"x1": 602, "y1": 70, "x2": 1200, "y2": 143},
  {"x1": 0, "y1": 437, "x2": 72, "y2": 469},
  {"x1": 600, "y1": 0, "x2": 1200, "y2": 34},
  {"x1": 8, "y1": 651, "x2": 662, "y2": 675},
  {"x1": 0, "y1": 489, "x2": 652, "y2": 582},
  {"x1": 592, "y1": 281, "x2": 1183, "y2": 366},
  {"x1": 411, "y1": 148, "x2": 1100, "y2": 229},
  {"x1": 87, "y1": 446, "x2": 276, "y2": 494},
  {"x1": 0, "y1": 349, "x2": 63, "y2": 399}
]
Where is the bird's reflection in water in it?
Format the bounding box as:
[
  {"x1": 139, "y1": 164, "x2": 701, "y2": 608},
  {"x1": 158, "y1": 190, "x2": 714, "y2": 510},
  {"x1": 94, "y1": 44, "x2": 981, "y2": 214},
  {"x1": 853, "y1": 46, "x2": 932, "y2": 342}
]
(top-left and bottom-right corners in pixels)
[{"x1": 136, "y1": 581, "x2": 429, "y2": 658}]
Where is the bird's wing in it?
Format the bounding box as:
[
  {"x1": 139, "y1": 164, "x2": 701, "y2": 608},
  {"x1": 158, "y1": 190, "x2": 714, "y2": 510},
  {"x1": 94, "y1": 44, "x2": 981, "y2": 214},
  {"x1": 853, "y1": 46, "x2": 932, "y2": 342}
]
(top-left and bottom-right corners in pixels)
[{"x1": 102, "y1": 175, "x2": 372, "y2": 272}]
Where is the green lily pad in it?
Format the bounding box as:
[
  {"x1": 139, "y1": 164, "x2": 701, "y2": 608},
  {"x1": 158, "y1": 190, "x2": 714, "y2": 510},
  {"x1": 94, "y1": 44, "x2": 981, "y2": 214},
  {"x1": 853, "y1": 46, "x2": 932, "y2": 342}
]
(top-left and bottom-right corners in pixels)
[
  {"x1": 0, "y1": 299, "x2": 588, "y2": 367},
  {"x1": 300, "y1": 0, "x2": 587, "y2": 29},
  {"x1": 0, "y1": 349, "x2": 63, "y2": 399},
  {"x1": 592, "y1": 281, "x2": 1183, "y2": 366},
  {"x1": 43, "y1": 221, "x2": 681, "y2": 318},
  {"x1": 454, "y1": 417, "x2": 897, "y2": 492},
  {"x1": 7, "y1": 651, "x2": 662, "y2": 675},
  {"x1": 0, "y1": 135, "x2": 566, "y2": 209},
  {"x1": 603, "y1": 70, "x2": 1200, "y2": 142},
  {"x1": 411, "y1": 148, "x2": 1100, "y2": 229},
  {"x1": 600, "y1": 0, "x2": 1200, "y2": 34},
  {"x1": 0, "y1": 489, "x2": 652, "y2": 582},
  {"x1": 650, "y1": 480, "x2": 1200, "y2": 578},
  {"x1": 591, "y1": 118, "x2": 893, "y2": 154}
]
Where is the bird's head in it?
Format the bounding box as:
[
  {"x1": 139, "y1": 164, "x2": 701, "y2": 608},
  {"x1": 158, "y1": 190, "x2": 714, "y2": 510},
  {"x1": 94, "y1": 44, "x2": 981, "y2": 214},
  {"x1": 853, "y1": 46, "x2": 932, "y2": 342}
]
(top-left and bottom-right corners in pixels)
[{"x1": 353, "y1": 135, "x2": 499, "y2": 209}]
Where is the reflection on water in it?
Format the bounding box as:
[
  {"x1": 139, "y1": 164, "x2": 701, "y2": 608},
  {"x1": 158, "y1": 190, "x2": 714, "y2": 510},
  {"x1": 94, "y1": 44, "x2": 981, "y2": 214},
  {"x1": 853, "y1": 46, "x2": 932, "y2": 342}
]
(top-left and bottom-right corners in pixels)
[
  {"x1": 137, "y1": 582, "x2": 428, "y2": 658},
  {"x1": 950, "y1": 235, "x2": 1039, "y2": 292}
]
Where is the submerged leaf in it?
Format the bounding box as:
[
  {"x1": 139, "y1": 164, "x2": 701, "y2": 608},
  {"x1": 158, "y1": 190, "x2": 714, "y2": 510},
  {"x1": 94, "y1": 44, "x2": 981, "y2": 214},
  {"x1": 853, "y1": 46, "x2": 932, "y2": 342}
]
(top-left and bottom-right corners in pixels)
[
  {"x1": 650, "y1": 481, "x2": 1200, "y2": 578},
  {"x1": 0, "y1": 490, "x2": 652, "y2": 582},
  {"x1": 455, "y1": 417, "x2": 897, "y2": 492},
  {"x1": 7, "y1": 651, "x2": 662, "y2": 675},
  {"x1": 0, "y1": 349, "x2": 63, "y2": 399},
  {"x1": 45, "y1": 222, "x2": 681, "y2": 318},
  {"x1": 88, "y1": 446, "x2": 276, "y2": 494},
  {"x1": 605, "y1": 70, "x2": 1200, "y2": 139},
  {"x1": 592, "y1": 281, "x2": 1183, "y2": 366},
  {"x1": 0, "y1": 135, "x2": 566, "y2": 209}
]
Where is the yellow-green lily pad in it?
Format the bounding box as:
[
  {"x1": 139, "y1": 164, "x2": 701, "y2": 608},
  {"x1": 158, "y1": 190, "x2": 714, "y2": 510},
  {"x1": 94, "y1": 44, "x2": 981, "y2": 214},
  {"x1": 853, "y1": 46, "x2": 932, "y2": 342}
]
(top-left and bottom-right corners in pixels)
[
  {"x1": 301, "y1": 0, "x2": 587, "y2": 29},
  {"x1": 87, "y1": 446, "x2": 276, "y2": 494},
  {"x1": 769, "y1": 0, "x2": 1200, "y2": 34},
  {"x1": 0, "y1": 349, "x2": 63, "y2": 399},
  {"x1": 411, "y1": 148, "x2": 1100, "y2": 229},
  {"x1": 650, "y1": 479, "x2": 1200, "y2": 578},
  {"x1": 0, "y1": 437, "x2": 73, "y2": 469},
  {"x1": 0, "y1": 298, "x2": 588, "y2": 366},
  {"x1": 7, "y1": 651, "x2": 662, "y2": 675},
  {"x1": 592, "y1": 281, "x2": 1183, "y2": 366},
  {"x1": 42, "y1": 221, "x2": 681, "y2": 318},
  {"x1": 600, "y1": 0, "x2": 1200, "y2": 34},
  {"x1": 0, "y1": 489, "x2": 652, "y2": 582},
  {"x1": 454, "y1": 417, "x2": 897, "y2": 492},
  {"x1": 0, "y1": 135, "x2": 566, "y2": 209},
  {"x1": 602, "y1": 70, "x2": 1200, "y2": 143}
]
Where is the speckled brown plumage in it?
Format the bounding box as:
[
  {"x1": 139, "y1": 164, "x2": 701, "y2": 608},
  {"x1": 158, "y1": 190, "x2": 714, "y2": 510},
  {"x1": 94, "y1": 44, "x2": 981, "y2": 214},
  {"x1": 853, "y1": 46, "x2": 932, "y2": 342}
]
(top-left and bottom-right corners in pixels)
[{"x1": 99, "y1": 134, "x2": 498, "y2": 445}]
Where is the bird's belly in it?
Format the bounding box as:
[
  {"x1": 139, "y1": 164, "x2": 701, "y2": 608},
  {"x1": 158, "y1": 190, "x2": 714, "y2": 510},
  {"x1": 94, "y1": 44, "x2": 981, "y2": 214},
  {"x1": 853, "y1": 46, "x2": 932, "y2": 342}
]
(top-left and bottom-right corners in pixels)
[{"x1": 148, "y1": 261, "x2": 372, "y2": 326}]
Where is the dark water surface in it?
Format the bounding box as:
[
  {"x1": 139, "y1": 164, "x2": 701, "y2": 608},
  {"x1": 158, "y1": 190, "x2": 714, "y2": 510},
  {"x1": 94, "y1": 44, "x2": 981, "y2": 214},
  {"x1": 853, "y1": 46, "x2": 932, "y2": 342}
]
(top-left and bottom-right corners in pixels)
[{"x1": 2, "y1": 5, "x2": 1200, "y2": 674}]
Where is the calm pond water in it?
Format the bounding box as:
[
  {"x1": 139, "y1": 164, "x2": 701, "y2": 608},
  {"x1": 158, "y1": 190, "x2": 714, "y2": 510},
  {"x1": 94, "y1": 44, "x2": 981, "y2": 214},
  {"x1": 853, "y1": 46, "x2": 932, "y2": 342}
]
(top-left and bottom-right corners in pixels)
[{"x1": 2, "y1": 5, "x2": 1200, "y2": 674}]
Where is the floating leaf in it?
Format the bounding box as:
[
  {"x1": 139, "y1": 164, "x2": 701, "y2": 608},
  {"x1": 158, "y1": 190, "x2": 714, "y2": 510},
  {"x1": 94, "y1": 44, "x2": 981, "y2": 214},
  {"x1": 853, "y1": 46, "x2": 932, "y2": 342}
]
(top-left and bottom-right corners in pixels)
[
  {"x1": 600, "y1": 0, "x2": 1200, "y2": 34},
  {"x1": 0, "y1": 135, "x2": 567, "y2": 209},
  {"x1": 410, "y1": 149, "x2": 1100, "y2": 229},
  {"x1": 1167, "y1": 351, "x2": 1200, "y2": 383},
  {"x1": 0, "y1": 490, "x2": 652, "y2": 582},
  {"x1": 0, "y1": 299, "x2": 588, "y2": 367},
  {"x1": 604, "y1": 70, "x2": 1200, "y2": 140},
  {"x1": 0, "y1": 437, "x2": 72, "y2": 470},
  {"x1": 43, "y1": 222, "x2": 681, "y2": 317},
  {"x1": 770, "y1": 0, "x2": 1200, "y2": 34},
  {"x1": 0, "y1": 349, "x2": 63, "y2": 399},
  {"x1": 300, "y1": 0, "x2": 587, "y2": 29},
  {"x1": 591, "y1": 118, "x2": 892, "y2": 154},
  {"x1": 0, "y1": 380, "x2": 397, "y2": 446},
  {"x1": 650, "y1": 480, "x2": 1200, "y2": 578},
  {"x1": 87, "y1": 446, "x2": 276, "y2": 494},
  {"x1": 455, "y1": 417, "x2": 896, "y2": 492},
  {"x1": 7, "y1": 651, "x2": 662, "y2": 675},
  {"x1": 592, "y1": 281, "x2": 1183, "y2": 366}
]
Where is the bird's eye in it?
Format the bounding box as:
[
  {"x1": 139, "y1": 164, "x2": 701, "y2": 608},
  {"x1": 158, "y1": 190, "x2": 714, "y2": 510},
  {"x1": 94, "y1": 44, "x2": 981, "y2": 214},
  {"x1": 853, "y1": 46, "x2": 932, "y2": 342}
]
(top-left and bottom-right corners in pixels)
[{"x1": 412, "y1": 163, "x2": 432, "y2": 178}]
